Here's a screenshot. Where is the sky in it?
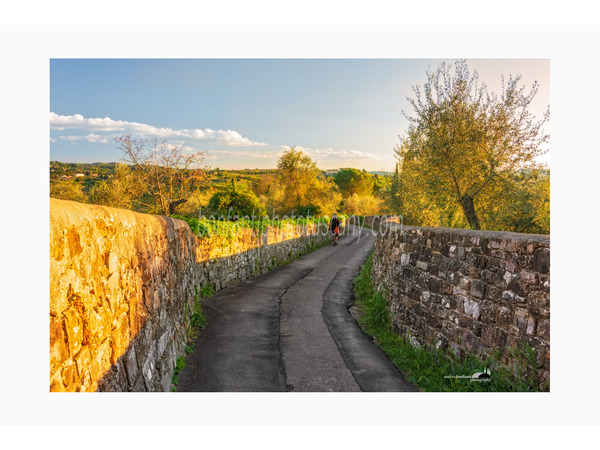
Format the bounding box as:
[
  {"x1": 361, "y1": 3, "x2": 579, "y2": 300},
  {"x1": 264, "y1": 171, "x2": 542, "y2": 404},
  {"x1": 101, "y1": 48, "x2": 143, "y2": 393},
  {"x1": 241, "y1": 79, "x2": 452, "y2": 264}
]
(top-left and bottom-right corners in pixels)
[{"x1": 50, "y1": 58, "x2": 550, "y2": 171}]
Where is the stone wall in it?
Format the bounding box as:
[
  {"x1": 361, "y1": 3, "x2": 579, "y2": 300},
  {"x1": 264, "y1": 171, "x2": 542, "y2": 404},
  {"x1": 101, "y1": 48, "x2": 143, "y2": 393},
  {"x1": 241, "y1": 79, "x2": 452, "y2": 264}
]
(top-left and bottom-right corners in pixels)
[
  {"x1": 195, "y1": 223, "x2": 329, "y2": 293},
  {"x1": 50, "y1": 199, "x2": 329, "y2": 392},
  {"x1": 370, "y1": 221, "x2": 550, "y2": 387}
]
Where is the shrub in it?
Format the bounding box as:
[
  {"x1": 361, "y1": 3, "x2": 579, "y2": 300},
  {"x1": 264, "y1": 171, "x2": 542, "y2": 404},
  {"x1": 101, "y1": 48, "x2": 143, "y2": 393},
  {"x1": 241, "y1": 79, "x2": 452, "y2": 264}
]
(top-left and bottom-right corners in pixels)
[{"x1": 207, "y1": 180, "x2": 266, "y2": 218}]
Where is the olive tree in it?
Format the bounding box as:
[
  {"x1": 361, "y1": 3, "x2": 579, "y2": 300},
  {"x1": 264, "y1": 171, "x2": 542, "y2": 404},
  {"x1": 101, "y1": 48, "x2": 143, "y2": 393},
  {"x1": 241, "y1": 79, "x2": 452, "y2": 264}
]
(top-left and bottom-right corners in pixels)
[{"x1": 399, "y1": 60, "x2": 549, "y2": 229}]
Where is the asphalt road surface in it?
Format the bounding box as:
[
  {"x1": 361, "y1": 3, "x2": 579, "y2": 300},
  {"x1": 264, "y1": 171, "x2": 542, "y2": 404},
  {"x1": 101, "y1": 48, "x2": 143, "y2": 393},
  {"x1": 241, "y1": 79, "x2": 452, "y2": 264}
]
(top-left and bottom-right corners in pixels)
[{"x1": 176, "y1": 226, "x2": 417, "y2": 392}]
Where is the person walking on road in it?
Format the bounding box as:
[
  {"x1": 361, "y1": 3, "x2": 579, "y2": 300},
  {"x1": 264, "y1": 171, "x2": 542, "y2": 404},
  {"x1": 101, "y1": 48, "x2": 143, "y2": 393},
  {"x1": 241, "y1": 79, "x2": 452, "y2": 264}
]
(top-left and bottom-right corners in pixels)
[{"x1": 330, "y1": 213, "x2": 340, "y2": 246}]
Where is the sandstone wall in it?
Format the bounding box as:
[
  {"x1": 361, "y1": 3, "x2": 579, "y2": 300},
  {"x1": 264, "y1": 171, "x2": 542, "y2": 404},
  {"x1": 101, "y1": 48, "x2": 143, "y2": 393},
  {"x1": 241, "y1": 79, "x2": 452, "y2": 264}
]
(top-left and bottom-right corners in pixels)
[
  {"x1": 49, "y1": 199, "x2": 329, "y2": 392},
  {"x1": 370, "y1": 222, "x2": 550, "y2": 387}
]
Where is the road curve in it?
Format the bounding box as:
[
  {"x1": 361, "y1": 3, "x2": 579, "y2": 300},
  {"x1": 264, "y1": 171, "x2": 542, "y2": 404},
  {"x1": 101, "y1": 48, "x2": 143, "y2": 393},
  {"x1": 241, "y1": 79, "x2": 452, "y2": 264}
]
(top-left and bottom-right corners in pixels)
[{"x1": 176, "y1": 226, "x2": 417, "y2": 392}]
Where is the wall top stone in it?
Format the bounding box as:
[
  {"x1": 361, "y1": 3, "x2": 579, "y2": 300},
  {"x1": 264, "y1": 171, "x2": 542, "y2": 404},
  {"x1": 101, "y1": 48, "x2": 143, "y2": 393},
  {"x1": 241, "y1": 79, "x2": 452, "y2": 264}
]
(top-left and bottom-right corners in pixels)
[{"x1": 382, "y1": 223, "x2": 549, "y2": 245}]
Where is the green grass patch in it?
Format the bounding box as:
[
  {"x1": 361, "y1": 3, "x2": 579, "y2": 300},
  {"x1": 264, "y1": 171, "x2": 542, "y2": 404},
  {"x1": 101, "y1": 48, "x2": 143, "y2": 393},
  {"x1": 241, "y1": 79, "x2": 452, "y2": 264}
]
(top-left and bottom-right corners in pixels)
[{"x1": 353, "y1": 252, "x2": 547, "y2": 392}]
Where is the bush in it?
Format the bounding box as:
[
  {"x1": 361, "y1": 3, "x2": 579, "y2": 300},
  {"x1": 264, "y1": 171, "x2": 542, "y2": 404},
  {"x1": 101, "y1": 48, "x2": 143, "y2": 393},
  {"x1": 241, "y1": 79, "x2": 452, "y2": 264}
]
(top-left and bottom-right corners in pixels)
[
  {"x1": 207, "y1": 181, "x2": 266, "y2": 218},
  {"x1": 50, "y1": 180, "x2": 86, "y2": 203}
]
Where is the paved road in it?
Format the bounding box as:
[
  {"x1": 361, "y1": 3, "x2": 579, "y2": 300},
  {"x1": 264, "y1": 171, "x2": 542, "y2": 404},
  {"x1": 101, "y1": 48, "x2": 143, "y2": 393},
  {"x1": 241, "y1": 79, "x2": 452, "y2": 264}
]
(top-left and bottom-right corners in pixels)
[{"x1": 176, "y1": 227, "x2": 417, "y2": 392}]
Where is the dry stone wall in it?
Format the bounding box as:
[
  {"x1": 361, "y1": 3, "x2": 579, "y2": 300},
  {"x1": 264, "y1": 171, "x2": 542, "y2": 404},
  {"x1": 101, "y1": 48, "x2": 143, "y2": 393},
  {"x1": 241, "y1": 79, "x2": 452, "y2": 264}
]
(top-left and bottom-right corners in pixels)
[
  {"x1": 370, "y1": 221, "x2": 550, "y2": 387},
  {"x1": 49, "y1": 199, "x2": 328, "y2": 392}
]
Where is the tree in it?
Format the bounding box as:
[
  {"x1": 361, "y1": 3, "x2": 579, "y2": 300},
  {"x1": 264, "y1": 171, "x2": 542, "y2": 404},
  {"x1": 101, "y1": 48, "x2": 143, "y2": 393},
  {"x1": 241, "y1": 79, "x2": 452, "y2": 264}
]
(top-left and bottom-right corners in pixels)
[
  {"x1": 477, "y1": 169, "x2": 550, "y2": 234},
  {"x1": 275, "y1": 147, "x2": 340, "y2": 215},
  {"x1": 116, "y1": 134, "x2": 209, "y2": 215},
  {"x1": 399, "y1": 60, "x2": 549, "y2": 229},
  {"x1": 341, "y1": 193, "x2": 384, "y2": 216},
  {"x1": 371, "y1": 173, "x2": 391, "y2": 197},
  {"x1": 276, "y1": 147, "x2": 319, "y2": 208},
  {"x1": 208, "y1": 178, "x2": 266, "y2": 218},
  {"x1": 88, "y1": 163, "x2": 146, "y2": 210},
  {"x1": 333, "y1": 168, "x2": 374, "y2": 198},
  {"x1": 50, "y1": 180, "x2": 86, "y2": 203}
]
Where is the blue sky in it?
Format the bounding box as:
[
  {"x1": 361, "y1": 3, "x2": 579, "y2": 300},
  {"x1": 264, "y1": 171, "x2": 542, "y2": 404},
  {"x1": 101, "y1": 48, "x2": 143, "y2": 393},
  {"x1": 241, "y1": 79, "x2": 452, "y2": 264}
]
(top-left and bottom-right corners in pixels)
[{"x1": 50, "y1": 59, "x2": 550, "y2": 171}]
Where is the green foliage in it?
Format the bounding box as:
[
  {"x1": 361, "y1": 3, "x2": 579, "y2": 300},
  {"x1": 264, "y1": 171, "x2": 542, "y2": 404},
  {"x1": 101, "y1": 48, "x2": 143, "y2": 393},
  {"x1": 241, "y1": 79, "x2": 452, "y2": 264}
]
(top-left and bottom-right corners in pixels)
[
  {"x1": 353, "y1": 252, "x2": 547, "y2": 391},
  {"x1": 50, "y1": 158, "x2": 382, "y2": 222},
  {"x1": 371, "y1": 173, "x2": 391, "y2": 197},
  {"x1": 170, "y1": 356, "x2": 187, "y2": 391},
  {"x1": 340, "y1": 193, "x2": 384, "y2": 216},
  {"x1": 87, "y1": 163, "x2": 147, "y2": 210},
  {"x1": 198, "y1": 284, "x2": 216, "y2": 300},
  {"x1": 172, "y1": 213, "x2": 330, "y2": 240},
  {"x1": 478, "y1": 169, "x2": 550, "y2": 234},
  {"x1": 398, "y1": 59, "x2": 550, "y2": 230},
  {"x1": 207, "y1": 179, "x2": 266, "y2": 217},
  {"x1": 50, "y1": 180, "x2": 86, "y2": 202},
  {"x1": 274, "y1": 147, "x2": 342, "y2": 215},
  {"x1": 333, "y1": 168, "x2": 375, "y2": 198}
]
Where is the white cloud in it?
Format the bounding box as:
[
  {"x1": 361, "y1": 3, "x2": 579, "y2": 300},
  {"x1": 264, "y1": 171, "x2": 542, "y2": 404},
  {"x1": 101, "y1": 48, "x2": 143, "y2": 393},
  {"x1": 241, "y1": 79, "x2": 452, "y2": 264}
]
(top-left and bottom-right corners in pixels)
[
  {"x1": 210, "y1": 149, "x2": 281, "y2": 160},
  {"x1": 280, "y1": 145, "x2": 392, "y2": 162},
  {"x1": 50, "y1": 112, "x2": 267, "y2": 147},
  {"x1": 58, "y1": 133, "x2": 110, "y2": 144}
]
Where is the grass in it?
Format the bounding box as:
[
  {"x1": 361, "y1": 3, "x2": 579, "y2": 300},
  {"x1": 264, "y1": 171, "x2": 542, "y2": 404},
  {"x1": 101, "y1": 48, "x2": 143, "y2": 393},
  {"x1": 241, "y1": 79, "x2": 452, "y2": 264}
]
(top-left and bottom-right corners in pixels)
[{"x1": 353, "y1": 252, "x2": 548, "y2": 392}]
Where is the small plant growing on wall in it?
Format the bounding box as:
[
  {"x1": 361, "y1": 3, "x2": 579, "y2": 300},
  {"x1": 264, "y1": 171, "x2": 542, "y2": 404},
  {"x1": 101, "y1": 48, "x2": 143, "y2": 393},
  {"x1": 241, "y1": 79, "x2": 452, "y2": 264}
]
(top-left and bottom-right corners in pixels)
[{"x1": 172, "y1": 284, "x2": 215, "y2": 391}]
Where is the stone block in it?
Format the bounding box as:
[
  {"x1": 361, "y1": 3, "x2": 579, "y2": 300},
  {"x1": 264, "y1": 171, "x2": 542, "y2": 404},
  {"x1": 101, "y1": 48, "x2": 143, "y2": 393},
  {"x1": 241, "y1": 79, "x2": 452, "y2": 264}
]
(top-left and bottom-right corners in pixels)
[
  {"x1": 484, "y1": 284, "x2": 500, "y2": 302},
  {"x1": 490, "y1": 249, "x2": 506, "y2": 259},
  {"x1": 123, "y1": 345, "x2": 139, "y2": 386},
  {"x1": 50, "y1": 368, "x2": 66, "y2": 392},
  {"x1": 463, "y1": 298, "x2": 481, "y2": 320},
  {"x1": 141, "y1": 343, "x2": 157, "y2": 389},
  {"x1": 468, "y1": 266, "x2": 480, "y2": 279},
  {"x1": 454, "y1": 313, "x2": 474, "y2": 329},
  {"x1": 505, "y1": 254, "x2": 519, "y2": 273},
  {"x1": 520, "y1": 270, "x2": 539, "y2": 285},
  {"x1": 92, "y1": 338, "x2": 113, "y2": 381},
  {"x1": 459, "y1": 277, "x2": 472, "y2": 291},
  {"x1": 477, "y1": 299, "x2": 493, "y2": 321},
  {"x1": 487, "y1": 257, "x2": 505, "y2": 270},
  {"x1": 496, "y1": 306, "x2": 513, "y2": 327},
  {"x1": 416, "y1": 261, "x2": 428, "y2": 271},
  {"x1": 63, "y1": 307, "x2": 84, "y2": 357},
  {"x1": 481, "y1": 324, "x2": 496, "y2": 345},
  {"x1": 480, "y1": 270, "x2": 495, "y2": 284},
  {"x1": 462, "y1": 330, "x2": 480, "y2": 353},
  {"x1": 428, "y1": 313, "x2": 442, "y2": 330},
  {"x1": 532, "y1": 247, "x2": 550, "y2": 274},
  {"x1": 50, "y1": 319, "x2": 69, "y2": 370},
  {"x1": 157, "y1": 329, "x2": 171, "y2": 358},
  {"x1": 502, "y1": 290, "x2": 525, "y2": 303},
  {"x1": 526, "y1": 317, "x2": 536, "y2": 335},
  {"x1": 441, "y1": 296, "x2": 457, "y2": 309},
  {"x1": 536, "y1": 319, "x2": 550, "y2": 339},
  {"x1": 74, "y1": 346, "x2": 91, "y2": 379},
  {"x1": 507, "y1": 279, "x2": 525, "y2": 296},
  {"x1": 61, "y1": 361, "x2": 79, "y2": 391},
  {"x1": 470, "y1": 280, "x2": 485, "y2": 299},
  {"x1": 434, "y1": 333, "x2": 448, "y2": 350},
  {"x1": 514, "y1": 309, "x2": 529, "y2": 332}
]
